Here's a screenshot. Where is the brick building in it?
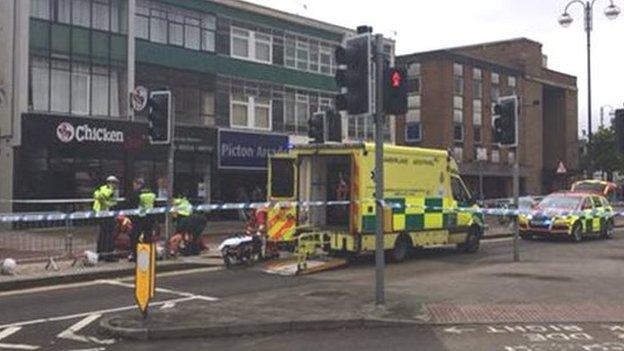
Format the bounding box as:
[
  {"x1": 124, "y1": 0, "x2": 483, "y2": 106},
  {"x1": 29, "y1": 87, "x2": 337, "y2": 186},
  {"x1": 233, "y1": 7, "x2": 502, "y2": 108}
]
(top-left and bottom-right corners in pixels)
[{"x1": 396, "y1": 38, "x2": 578, "y2": 198}]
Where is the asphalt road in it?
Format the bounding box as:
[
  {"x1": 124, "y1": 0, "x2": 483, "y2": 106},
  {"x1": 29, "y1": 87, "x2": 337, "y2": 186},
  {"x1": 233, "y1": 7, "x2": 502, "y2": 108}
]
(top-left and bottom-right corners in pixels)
[{"x1": 0, "y1": 232, "x2": 622, "y2": 351}]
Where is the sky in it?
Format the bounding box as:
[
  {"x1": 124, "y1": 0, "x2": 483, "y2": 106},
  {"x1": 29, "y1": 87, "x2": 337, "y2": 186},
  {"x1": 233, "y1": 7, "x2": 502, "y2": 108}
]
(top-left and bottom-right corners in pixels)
[{"x1": 248, "y1": 0, "x2": 624, "y2": 135}]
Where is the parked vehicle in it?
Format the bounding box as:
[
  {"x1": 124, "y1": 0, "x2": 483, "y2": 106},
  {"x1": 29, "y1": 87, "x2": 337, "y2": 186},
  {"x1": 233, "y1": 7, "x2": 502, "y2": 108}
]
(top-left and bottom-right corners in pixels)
[
  {"x1": 518, "y1": 192, "x2": 614, "y2": 242},
  {"x1": 218, "y1": 234, "x2": 263, "y2": 267},
  {"x1": 266, "y1": 142, "x2": 484, "y2": 262}
]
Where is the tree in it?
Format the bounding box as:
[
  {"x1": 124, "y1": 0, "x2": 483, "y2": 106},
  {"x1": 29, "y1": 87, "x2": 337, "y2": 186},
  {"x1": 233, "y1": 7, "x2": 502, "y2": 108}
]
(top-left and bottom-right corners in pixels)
[{"x1": 581, "y1": 126, "x2": 624, "y2": 180}]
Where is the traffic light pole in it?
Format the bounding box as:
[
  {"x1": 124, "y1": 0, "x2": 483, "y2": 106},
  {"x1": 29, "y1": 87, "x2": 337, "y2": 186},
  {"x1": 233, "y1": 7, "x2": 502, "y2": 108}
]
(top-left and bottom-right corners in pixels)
[
  {"x1": 164, "y1": 103, "x2": 175, "y2": 256},
  {"x1": 512, "y1": 104, "x2": 520, "y2": 262},
  {"x1": 373, "y1": 33, "x2": 385, "y2": 306}
]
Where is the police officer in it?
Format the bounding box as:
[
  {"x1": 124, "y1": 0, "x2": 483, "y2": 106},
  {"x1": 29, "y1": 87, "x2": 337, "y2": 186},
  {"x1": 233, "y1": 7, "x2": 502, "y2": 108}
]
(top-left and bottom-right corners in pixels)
[
  {"x1": 93, "y1": 175, "x2": 119, "y2": 261},
  {"x1": 128, "y1": 178, "x2": 157, "y2": 261}
]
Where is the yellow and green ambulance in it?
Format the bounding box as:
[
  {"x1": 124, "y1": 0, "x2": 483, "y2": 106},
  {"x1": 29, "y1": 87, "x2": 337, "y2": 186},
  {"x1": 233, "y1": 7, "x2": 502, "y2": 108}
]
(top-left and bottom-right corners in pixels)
[{"x1": 266, "y1": 142, "x2": 483, "y2": 261}]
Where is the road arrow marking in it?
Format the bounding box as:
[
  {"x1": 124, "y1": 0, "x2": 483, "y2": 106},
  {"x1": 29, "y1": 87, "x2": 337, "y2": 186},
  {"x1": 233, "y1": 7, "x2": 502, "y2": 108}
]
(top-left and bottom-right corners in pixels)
[
  {"x1": 57, "y1": 314, "x2": 115, "y2": 345},
  {"x1": 444, "y1": 326, "x2": 476, "y2": 334},
  {"x1": 0, "y1": 326, "x2": 40, "y2": 350},
  {"x1": 160, "y1": 301, "x2": 177, "y2": 310}
]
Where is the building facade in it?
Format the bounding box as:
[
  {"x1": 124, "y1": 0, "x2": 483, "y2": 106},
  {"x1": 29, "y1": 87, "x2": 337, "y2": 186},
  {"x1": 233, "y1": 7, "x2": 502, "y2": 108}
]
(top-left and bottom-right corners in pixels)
[
  {"x1": 0, "y1": 0, "x2": 395, "y2": 214},
  {"x1": 397, "y1": 39, "x2": 578, "y2": 198}
]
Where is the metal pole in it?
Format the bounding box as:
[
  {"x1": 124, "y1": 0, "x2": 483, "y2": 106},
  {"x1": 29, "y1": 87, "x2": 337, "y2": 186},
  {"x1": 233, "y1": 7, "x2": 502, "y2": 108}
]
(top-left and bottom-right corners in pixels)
[
  {"x1": 164, "y1": 99, "x2": 175, "y2": 252},
  {"x1": 373, "y1": 33, "x2": 385, "y2": 306},
  {"x1": 585, "y1": 2, "x2": 593, "y2": 174},
  {"x1": 512, "y1": 99, "x2": 520, "y2": 262}
]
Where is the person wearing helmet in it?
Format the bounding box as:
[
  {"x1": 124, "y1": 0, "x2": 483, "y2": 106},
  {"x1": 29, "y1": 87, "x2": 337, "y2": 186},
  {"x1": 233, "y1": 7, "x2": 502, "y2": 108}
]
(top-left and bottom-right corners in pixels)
[{"x1": 93, "y1": 175, "x2": 120, "y2": 261}]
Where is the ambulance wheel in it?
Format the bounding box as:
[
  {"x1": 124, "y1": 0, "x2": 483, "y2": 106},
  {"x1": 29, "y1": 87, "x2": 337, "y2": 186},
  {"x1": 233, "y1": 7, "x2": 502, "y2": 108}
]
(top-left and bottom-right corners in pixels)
[
  {"x1": 602, "y1": 220, "x2": 614, "y2": 240},
  {"x1": 571, "y1": 223, "x2": 583, "y2": 243},
  {"x1": 391, "y1": 234, "x2": 412, "y2": 263},
  {"x1": 460, "y1": 228, "x2": 480, "y2": 253}
]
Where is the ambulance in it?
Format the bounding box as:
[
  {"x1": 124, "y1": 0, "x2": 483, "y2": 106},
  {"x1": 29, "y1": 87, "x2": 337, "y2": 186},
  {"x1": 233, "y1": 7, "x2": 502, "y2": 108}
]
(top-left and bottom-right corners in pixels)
[{"x1": 266, "y1": 142, "x2": 484, "y2": 262}]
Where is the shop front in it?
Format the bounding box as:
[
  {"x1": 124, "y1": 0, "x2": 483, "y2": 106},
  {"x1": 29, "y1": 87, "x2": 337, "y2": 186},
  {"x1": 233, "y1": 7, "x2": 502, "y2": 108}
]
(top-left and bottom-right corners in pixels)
[
  {"x1": 15, "y1": 114, "x2": 216, "y2": 211},
  {"x1": 215, "y1": 129, "x2": 288, "y2": 205}
]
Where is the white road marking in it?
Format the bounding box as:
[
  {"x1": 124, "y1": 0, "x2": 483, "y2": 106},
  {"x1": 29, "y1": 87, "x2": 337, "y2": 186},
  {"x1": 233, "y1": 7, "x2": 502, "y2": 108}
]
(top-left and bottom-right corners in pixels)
[
  {"x1": 65, "y1": 348, "x2": 105, "y2": 351},
  {"x1": 443, "y1": 326, "x2": 476, "y2": 334},
  {"x1": 0, "y1": 266, "x2": 223, "y2": 298},
  {"x1": 98, "y1": 279, "x2": 219, "y2": 301},
  {"x1": 0, "y1": 326, "x2": 40, "y2": 350},
  {"x1": 0, "y1": 296, "x2": 197, "y2": 329},
  {"x1": 160, "y1": 301, "x2": 177, "y2": 310},
  {"x1": 57, "y1": 314, "x2": 115, "y2": 345}
]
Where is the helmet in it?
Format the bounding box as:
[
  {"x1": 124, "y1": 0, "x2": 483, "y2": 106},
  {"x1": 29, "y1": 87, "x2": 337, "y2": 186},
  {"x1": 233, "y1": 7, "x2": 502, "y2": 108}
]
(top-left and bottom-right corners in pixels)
[
  {"x1": 106, "y1": 175, "x2": 119, "y2": 183},
  {"x1": 1, "y1": 258, "x2": 17, "y2": 275}
]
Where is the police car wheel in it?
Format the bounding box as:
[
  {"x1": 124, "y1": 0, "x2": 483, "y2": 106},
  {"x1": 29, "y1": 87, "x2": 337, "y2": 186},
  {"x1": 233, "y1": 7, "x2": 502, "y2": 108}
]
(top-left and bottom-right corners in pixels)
[
  {"x1": 571, "y1": 223, "x2": 583, "y2": 243},
  {"x1": 602, "y1": 220, "x2": 614, "y2": 240},
  {"x1": 391, "y1": 234, "x2": 411, "y2": 263}
]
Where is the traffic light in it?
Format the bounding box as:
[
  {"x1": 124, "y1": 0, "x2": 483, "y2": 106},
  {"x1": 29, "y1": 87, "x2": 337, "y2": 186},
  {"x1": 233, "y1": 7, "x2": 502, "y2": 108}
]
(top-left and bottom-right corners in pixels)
[
  {"x1": 326, "y1": 109, "x2": 343, "y2": 143},
  {"x1": 335, "y1": 33, "x2": 372, "y2": 115},
  {"x1": 614, "y1": 109, "x2": 624, "y2": 154},
  {"x1": 492, "y1": 95, "x2": 518, "y2": 147},
  {"x1": 148, "y1": 90, "x2": 171, "y2": 144},
  {"x1": 308, "y1": 112, "x2": 325, "y2": 144},
  {"x1": 383, "y1": 67, "x2": 408, "y2": 115}
]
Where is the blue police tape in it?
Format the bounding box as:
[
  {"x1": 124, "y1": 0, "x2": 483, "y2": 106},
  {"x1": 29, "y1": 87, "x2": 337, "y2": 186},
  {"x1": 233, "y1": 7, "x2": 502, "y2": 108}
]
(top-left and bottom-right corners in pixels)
[{"x1": 0, "y1": 200, "x2": 618, "y2": 223}]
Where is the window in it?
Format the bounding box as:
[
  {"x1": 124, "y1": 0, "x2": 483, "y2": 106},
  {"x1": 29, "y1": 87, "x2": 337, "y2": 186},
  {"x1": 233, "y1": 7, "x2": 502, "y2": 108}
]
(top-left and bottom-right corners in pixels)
[
  {"x1": 491, "y1": 72, "x2": 500, "y2": 84},
  {"x1": 491, "y1": 149, "x2": 500, "y2": 163},
  {"x1": 508, "y1": 151, "x2": 515, "y2": 164},
  {"x1": 150, "y1": 9, "x2": 168, "y2": 43},
  {"x1": 168, "y1": 13, "x2": 184, "y2": 46},
  {"x1": 185, "y1": 16, "x2": 201, "y2": 50},
  {"x1": 31, "y1": 57, "x2": 50, "y2": 110},
  {"x1": 453, "y1": 63, "x2": 463, "y2": 95},
  {"x1": 453, "y1": 147, "x2": 463, "y2": 163},
  {"x1": 135, "y1": 3, "x2": 149, "y2": 39},
  {"x1": 92, "y1": 0, "x2": 110, "y2": 31},
  {"x1": 295, "y1": 94, "x2": 309, "y2": 133},
  {"x1": 320, "y1": 44, "x2": 332, "y2": 74},
  {"x1": 230, "y1": 94, "x2": 272, "y2": 130},
  {"x1": 72, "y1": 0, "x2": 90, "y2": 27},
  {"x1": 91, "y1": 66, "x2": 109, "y2": 116},
  {"x1": 407, "y1": 62, "x2": 421, "y2": 94},
  {"x1": 201, "y1": 91, "x2": 215, "y2": 126},
  {"x1": 473, "y1": 126, "x2": 482, "y2": 144},
  {"x1": 284, "y1": 36, "x2": 296, "y2": 68},
  {"x1": 51, "y1": 60, "x2": 70, "y2": 113},
  {"x1": 71, "y1": 63, "x2": 90, "y2": 115},
  {"x1": 135, "y1": 1, "x2": 215, "y2": 52},
  {"x1": 296, "y1": 40, "x2": 309, "y2": 70},
  {"x1": 508, "y1": 76, "x2": 516, "y2": 87},
  {"x1": 231, "y1": 27, "x2": 272, "y2": 63},
  {"x1": 453, "y1": 96, "x2": 463, "y2": 126},
  {"x1": 406, "y1": 92, "x2": 421, "y2": 142},
  {"x1": 57, "y1": 0, "x2": 71, "y2": 24},
  {"x1": 270, "y1": 158, "x2": 294, "y2": 198},
  {"x1": 472, "y1": 68, "x2": 482, "y2": 99},
  {"x1": 453, "y1": 123, "x2": 463, "y2": 142},
  {"x1": 592, "y1": 196, "x2": 603, "y2": 208},
  {"x1": 451, "y1": 176, "x2": 471, "y2": 204},
  {"x1": 31, "y1": 0, "x2": 51, "y2": 20}
]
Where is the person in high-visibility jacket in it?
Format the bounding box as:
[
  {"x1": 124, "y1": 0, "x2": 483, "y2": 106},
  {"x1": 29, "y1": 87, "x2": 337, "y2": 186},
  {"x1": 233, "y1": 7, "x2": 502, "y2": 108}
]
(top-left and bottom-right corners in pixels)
[
  {"x1": 128, "y1": 178, "x2": 157, "y2": 261},
  {"x1": 169, "y1": 195, "x2": 206, "y2": 256},
  {"x1": 94, "y1": 175, "x2": 120, "y2": 261}
]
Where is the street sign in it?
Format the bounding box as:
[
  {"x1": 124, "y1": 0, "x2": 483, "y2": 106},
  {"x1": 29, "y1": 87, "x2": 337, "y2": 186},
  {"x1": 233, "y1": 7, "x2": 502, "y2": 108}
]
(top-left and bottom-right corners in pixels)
[
  {"x1": 556, "y1": 161, "x2": 567, "y2": 174},
  {"x1": 131, "y1": 86, "x2": 149, "y2": 112},
  {"x1": 135, "y1": 243, "x2": 156, "y2": 318}
]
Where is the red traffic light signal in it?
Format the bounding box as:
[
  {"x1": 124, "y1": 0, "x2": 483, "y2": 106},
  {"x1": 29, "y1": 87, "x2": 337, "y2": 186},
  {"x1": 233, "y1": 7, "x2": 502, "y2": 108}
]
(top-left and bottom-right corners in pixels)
[{"x1": 383, "y1": 68, "x2": 408, "y2": 115}]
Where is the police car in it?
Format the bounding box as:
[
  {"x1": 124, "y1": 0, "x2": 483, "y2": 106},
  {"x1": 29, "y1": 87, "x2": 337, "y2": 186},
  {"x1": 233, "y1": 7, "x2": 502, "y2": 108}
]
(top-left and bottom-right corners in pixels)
[{"x1": 518, "y1": 192, "x2": 614, "y2": 242}]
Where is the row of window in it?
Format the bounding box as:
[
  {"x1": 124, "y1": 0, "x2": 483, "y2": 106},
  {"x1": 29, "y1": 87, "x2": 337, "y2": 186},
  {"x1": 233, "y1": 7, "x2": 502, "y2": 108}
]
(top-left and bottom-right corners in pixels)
[
  {"x1": 135, "y1": 0, "x2": 216, "y2": 52},
  {"x1": 452, "y1": 147, "x2": 514, "y2": 164},
  {"x1": 31, "y1": 0, "x2": 127, "y2": 33},
  {"x1": 30, "y1": 57, "x2": 122, "y2": 117}
]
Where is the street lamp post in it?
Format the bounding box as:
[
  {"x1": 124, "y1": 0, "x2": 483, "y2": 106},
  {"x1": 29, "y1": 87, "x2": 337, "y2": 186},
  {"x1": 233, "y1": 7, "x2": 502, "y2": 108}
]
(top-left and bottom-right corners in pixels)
[{"x1": 558, "y1": 0, "x2": 620, "y2": 173}]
